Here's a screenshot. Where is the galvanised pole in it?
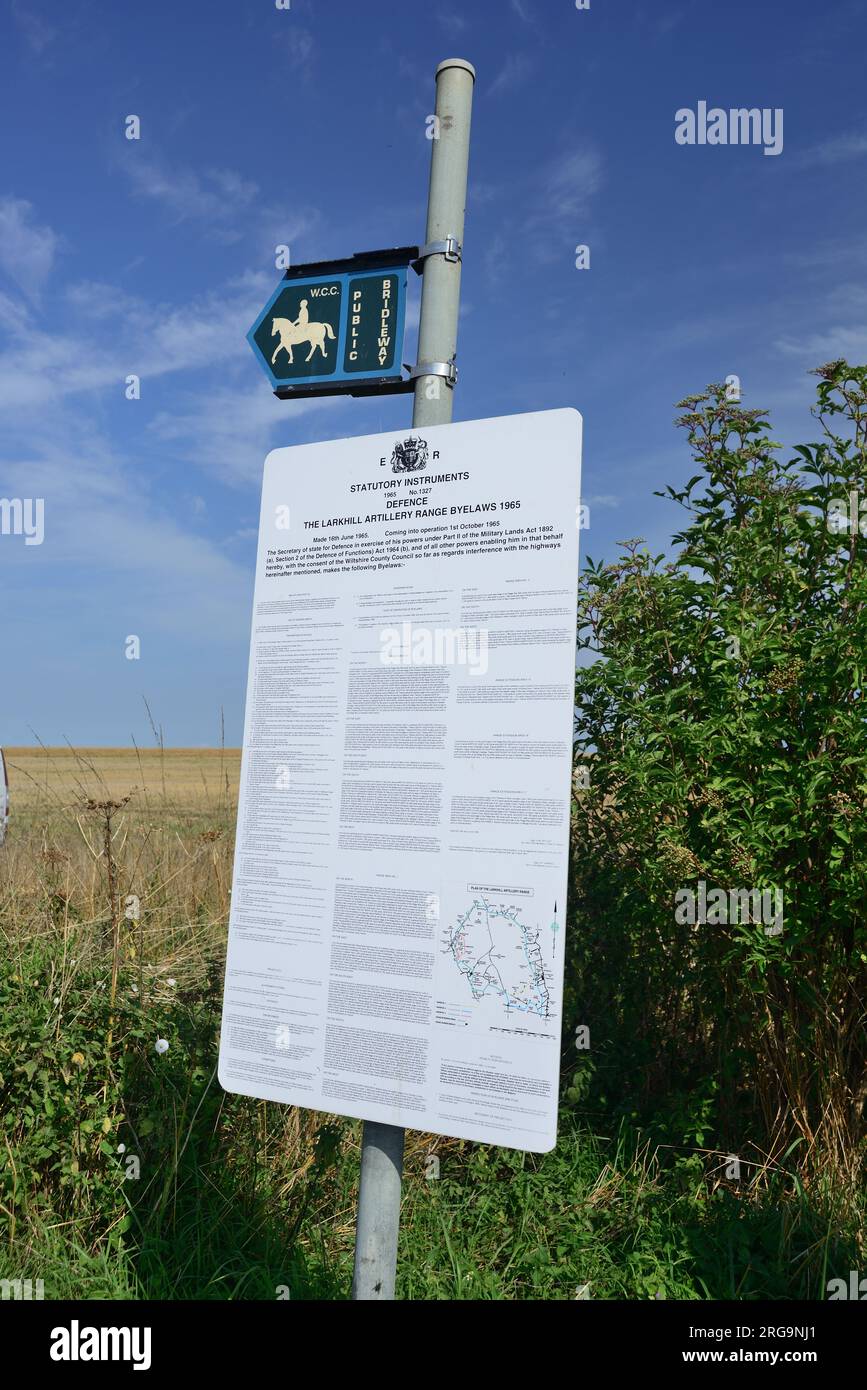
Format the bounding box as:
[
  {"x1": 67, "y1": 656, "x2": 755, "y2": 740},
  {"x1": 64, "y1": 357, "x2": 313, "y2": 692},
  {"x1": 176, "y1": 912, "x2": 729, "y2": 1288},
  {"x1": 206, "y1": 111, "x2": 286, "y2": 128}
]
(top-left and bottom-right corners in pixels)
[{"x1": 351, "y1": 55, "x2": 475, "y2": 1303}]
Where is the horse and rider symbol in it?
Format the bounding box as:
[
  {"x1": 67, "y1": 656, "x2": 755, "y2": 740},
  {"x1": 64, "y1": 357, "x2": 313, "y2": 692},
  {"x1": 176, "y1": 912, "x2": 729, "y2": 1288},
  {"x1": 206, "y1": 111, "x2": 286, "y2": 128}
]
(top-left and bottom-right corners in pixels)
[{"x1": 270, "y1": 298, "x2": 336, "y2": 366}]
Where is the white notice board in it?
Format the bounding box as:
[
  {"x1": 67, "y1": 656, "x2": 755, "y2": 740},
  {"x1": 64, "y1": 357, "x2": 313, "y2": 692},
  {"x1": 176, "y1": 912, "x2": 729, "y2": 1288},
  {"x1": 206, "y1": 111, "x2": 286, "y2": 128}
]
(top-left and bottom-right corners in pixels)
[{"x1": 219, "y1": 409, "x2": 582, "y2": 1151}]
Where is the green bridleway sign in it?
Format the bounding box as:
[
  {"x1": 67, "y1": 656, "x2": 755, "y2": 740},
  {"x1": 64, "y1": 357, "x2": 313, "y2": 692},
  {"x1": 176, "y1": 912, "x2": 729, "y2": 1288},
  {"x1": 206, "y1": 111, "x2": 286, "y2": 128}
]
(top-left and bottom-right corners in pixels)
[{"x1": 247, "y1": 247, "x2": 418, "y2": 400}]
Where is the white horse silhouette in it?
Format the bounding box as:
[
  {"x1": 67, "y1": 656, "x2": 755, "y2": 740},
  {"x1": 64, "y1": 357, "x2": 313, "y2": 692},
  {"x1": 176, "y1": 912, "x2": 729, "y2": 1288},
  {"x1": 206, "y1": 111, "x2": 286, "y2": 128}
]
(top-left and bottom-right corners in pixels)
[{"x1": 271, "y1": 316, "x2": 336, "y2": 365}]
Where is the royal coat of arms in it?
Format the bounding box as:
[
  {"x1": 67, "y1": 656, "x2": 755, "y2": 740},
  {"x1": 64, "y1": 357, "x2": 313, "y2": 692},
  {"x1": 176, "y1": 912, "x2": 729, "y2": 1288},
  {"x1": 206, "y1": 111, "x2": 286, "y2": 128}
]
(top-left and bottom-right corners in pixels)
[{"x1": 390, "y1": 435, "x2": 429, "y2": 473}]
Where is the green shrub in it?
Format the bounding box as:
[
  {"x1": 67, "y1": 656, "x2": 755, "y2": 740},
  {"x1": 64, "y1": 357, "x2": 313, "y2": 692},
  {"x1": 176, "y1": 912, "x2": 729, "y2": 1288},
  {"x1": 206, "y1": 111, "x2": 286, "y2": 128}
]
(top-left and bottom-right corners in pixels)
[
  {"x1": 571, "y1": 361, "x2": 867, "y2": 1185},
  {"x1": 0, "y1": 946, "x2": 129, "y2": 1240}
]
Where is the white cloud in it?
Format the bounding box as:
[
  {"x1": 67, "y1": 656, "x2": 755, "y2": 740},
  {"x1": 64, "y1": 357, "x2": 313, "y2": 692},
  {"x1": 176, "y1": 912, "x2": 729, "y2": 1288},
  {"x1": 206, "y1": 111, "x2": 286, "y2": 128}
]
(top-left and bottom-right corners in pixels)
[
  {"x1": 782, "y1": 236, "x2": 867, "y2": 272},
  {"x1": 481, "y1": 145, "x2": 603, "y2": 281},
  {"x1": 795, "y1": 130, "x2": 867, "y2": 168},
  {"x1": 64, "y1": 280, "x2": 142, "y2": 319},
  {"x1": 0, "y1": 395, "x2": 253, "y2": 648},
  {"x1": 484, "y1": 231, "x2": 508, "y2": 285},
  {"x1": 520, "y1": 148, "x2": 604, "y2": 263},
  {"x1": 775, "y1": 327, "x2": 867, "y2": 361},
  {"x1": 280, "y1": 26, "x2": 316, "y2": 70},
  {"x1": 488, "y1": 53, "x2": 535, "y2": 98},
  {"x1": 0, "y1": 288, "x2": 33, "y2": 334},
  {"x1": 148, "y1": 383, "x2": 350, "y2": 486},
  {"x1": 531, "y1": 149, "x2": 603, "y2": 230},
  {"x1": 0, "y1": 196, "x2": 60, "y2": 298},
  {"x1": 634, "y1": 6, "x2": 686, "y2": 38},
  {"x1": 209, "y1": 168, "x2": 260, "y2": 203},
  {"x1": 437, "y1": 7, "x2": 468, "y2": 33},
  {"x1": 115, "y1": 149, "x2": 320, "y2": 260},
  {"x1": 11, "y1": 0, "x2": 57, "y2": 54},
  {"x1": 0, "y1": 203, "x2": 415, "y2": 422},
  {"x1": 121, "y1": 156, "x2": 254, "y2": 231},
  {"x1": 0, "y1": 270, "x2": 278, "y2": 410}
]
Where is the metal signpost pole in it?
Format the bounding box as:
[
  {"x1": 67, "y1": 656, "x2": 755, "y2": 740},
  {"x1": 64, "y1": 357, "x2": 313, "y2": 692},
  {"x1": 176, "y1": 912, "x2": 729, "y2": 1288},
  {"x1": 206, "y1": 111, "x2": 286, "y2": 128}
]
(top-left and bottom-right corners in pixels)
[{"x1": 350, "y1": 55, "x2": 475, "y2": 1302}]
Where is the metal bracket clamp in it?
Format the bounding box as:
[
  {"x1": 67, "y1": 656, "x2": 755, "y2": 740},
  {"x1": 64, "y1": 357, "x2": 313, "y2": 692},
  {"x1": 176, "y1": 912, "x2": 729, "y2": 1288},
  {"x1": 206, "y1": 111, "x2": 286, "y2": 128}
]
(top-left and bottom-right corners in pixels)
[
  {"x1": 411, "y1": 236, "x2": 462, "y2": 273},
  {"x1": 405, "y1": 359, "x2": 458, "y2": 387}
]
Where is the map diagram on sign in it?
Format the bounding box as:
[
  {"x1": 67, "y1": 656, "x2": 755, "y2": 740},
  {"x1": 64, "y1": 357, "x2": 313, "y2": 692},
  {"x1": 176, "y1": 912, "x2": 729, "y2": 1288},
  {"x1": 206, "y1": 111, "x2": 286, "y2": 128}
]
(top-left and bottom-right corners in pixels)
[{"x1": 443, "y1": 896, "x2": 553, "y2": 1019}]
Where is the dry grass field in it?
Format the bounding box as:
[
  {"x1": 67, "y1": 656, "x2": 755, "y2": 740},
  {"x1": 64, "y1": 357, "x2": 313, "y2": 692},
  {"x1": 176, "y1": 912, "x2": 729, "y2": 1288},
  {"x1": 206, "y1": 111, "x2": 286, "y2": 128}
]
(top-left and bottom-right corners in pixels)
[
  {"x1": 5, "y1": 746, "x2": 241, "y2": 821},
  {"x1": 0, "y1": 746, "x2": 242, "y2": 984}
]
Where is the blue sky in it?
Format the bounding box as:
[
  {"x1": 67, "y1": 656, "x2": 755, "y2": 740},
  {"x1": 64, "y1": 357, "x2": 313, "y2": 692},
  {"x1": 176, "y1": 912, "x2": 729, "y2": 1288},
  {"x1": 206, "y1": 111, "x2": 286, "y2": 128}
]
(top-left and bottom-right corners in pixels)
[{"x1": 1, "y1": 0, "x2": 866, "y2": 746}]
